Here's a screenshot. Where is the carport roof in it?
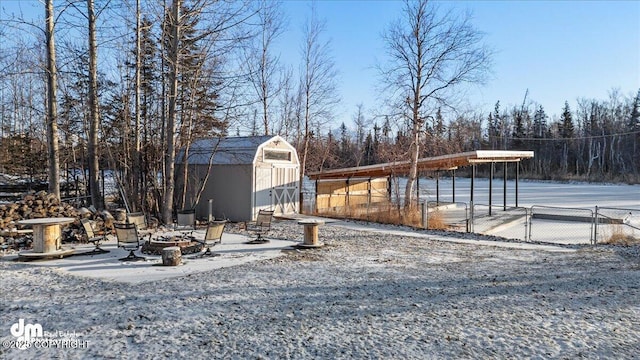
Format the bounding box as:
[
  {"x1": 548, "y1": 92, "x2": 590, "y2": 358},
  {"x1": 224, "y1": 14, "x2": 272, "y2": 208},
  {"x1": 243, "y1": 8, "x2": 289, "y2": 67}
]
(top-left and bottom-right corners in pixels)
[{"x1": 308, "y1": 150, "x2": 535, "y2": 180}]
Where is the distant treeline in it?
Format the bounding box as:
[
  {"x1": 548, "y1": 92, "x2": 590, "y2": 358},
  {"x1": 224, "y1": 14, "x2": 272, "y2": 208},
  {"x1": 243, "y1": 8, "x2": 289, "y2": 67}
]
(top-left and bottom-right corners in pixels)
[{"x1": 301, "y1": 90, "x2": 640, "y2": 184}]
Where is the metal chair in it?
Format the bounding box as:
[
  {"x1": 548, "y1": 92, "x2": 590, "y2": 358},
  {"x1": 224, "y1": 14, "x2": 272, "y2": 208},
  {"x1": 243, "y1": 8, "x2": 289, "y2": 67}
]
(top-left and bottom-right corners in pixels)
[
  {"x1": 114, "y1": 223, "x2": 147, "y2": 261},
  {"x1": 175, "y1": 209, "x2": 196, "y2": 233},
  {"x1": 127, "y1": 212, "x2": 147, "y2": 231},
  {"x1": 196, "y1": 220, "x2": 226, "y2": 257},
  {"x1": 79, "y1": 218, "x2": 109, "y2": 255},
  {"x1": 243, "y1": 210, "x2": 274, "y2": 244}
]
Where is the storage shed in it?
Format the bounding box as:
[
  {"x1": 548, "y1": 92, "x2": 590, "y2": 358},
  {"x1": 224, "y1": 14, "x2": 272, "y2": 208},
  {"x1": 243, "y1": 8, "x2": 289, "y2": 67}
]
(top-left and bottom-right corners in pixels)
[{"x1": 176, "y1": 135, "x2": 300, "y2": 222}]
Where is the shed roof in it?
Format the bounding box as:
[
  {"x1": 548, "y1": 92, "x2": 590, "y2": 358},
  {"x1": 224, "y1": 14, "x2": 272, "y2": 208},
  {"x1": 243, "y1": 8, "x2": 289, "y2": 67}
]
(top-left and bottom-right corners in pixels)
[
  {"x1": 308, "y1": 150, "x2": 534, "y2": 180},
  {"x1": 177, "y1": 135, "x2": 275, "y2": 165}
]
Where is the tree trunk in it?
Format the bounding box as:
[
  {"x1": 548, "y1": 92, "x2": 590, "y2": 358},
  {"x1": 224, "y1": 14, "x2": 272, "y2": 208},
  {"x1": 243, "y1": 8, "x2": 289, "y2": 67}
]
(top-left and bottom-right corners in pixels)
[
  {"x1": 133, "y1": 0, "x2": 142, "y2": 211},
  {"x1": 45, "y1": 0, "x2": 60, "y2": 199},
  {"x1": 163, "y1": 0, "x2": 180, "y2": 224},
  {"x1": 404, "y1": 120, "x2": 420, "y2": 210},
  {"x1": 87, "y1": 0, "x2": 103, "y2": 209}
]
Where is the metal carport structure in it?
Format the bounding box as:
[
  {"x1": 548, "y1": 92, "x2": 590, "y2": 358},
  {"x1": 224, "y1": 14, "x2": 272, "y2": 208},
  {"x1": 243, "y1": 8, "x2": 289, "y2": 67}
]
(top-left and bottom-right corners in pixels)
[{"x1": 307, "y1": 150, "x2": 534, "y2": 212}]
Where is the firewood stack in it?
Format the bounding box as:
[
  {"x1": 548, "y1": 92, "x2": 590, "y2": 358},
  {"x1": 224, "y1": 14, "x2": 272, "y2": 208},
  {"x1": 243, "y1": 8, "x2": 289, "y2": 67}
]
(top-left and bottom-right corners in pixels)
[{"x1": 0, "y1": 191, "x2": 79, "y2": 229}]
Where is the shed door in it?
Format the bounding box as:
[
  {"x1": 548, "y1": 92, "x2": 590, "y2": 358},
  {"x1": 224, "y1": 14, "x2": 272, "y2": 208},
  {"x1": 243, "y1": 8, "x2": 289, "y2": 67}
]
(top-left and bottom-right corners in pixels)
[
  {"x1": 254, "y1": 167, "x2": 272, "y2": 218},
  {"x1": 272, "y1": 165, "x2": 299, "y2": 215}
]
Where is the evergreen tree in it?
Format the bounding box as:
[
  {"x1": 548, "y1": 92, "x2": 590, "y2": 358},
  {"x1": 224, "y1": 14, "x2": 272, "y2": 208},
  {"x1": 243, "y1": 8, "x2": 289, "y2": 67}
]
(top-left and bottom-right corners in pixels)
[
  {"x1": 363, "y1": 131, "x2": 374, "y2": 165},
  {"x1": 629, "y1": 88, "x2": 640, "y2": 132},
  {"x1": 533, "y1": 105, "x2": 547, "y2": 138},
  {"x1": 339, "y1": 122, "x2": 353, "y2": 166},
  {"x1": 511, "y1": 106, "x2": 526, "y2": 149},
  {"x1": 434, "y1": 107, "x2": 445, "y2": 138},
  {"x1": 560, "y1": 101, "x2": 574, "y2": 139},
  {"x1": 382, "y1": 116, "x2": 391, "y2": 141}
]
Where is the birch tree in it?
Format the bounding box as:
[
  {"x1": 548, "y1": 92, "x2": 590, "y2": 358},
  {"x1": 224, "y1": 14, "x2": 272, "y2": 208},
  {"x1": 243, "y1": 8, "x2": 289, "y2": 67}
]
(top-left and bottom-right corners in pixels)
[
  {"x1": 87, "y1": 0, "x2": 102, "y2": 208},
  {"x1": 45, "y1": 0, "x2": 61, "y2": 199},
  {"x1": 380, "y1": 0, "x2": 491, "y2": 209},
  {"x1": 298, "y1": 5, "x2": 339, "y2": 210}
]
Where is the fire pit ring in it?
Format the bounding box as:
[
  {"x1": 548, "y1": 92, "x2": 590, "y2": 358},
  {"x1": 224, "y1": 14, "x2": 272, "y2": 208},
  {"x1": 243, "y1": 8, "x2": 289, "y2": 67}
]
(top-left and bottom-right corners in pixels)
[{"x1": 141, "y1": 236, "x2": 203, "y2": 255}]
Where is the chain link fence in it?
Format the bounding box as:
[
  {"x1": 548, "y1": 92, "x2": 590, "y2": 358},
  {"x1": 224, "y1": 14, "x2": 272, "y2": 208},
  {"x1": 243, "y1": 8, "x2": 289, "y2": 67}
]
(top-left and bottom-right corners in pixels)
[
  {"x1": 302, "y1": 189, "x2": 638, "y2": 246},
  {"x1": 470, "y1": 203, "x2": 528, "y2": 241},
  {"x1": 528, "y1": 206, "x2": 595, "y2": 245},
  {"x1": 595, "y1": 206, "x2": 640, "y2": 245}
]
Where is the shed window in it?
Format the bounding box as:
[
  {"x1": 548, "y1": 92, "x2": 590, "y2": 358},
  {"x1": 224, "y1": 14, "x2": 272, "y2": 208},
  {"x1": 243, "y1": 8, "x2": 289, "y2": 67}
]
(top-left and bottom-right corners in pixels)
[{"x1": 264, "y1": 150, "x2": 291, "y2": 162}]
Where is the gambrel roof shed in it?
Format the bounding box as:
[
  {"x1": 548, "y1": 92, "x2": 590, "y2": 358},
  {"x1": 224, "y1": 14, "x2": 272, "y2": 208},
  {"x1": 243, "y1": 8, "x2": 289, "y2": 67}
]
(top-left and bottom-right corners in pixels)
[{"x1": 176, "y1": 135, "x2": 300, "y2": 222}]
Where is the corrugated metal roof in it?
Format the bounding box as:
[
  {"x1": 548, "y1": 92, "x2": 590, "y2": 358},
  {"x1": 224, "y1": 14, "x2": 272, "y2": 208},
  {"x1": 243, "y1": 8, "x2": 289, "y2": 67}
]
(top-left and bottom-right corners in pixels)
[{"x1": 177, "y1": 135, "x2": 275, "y2": 165}]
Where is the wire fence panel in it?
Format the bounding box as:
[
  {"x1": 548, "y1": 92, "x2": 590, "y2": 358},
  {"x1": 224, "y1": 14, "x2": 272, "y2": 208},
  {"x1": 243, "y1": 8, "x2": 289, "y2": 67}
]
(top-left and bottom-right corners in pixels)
[
  {"x1": 425, "y1": 201, "x2": 469, "y2": 232},
  {"x1": 471, "y1": 204, "x2": 528, "y2": 241},
  {"x1": 595, "y1": 206, "x2": 640, "y2": 245},
  {"x1": 529, "y1": 206, "x2": 594, "y2": 245}
]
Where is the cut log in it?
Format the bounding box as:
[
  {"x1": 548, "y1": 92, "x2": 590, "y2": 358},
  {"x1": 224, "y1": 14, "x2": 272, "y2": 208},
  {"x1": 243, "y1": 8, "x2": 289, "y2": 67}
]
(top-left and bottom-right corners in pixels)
[{"x1": 162, "y1": 246, "x2": 182, "y2": 266}]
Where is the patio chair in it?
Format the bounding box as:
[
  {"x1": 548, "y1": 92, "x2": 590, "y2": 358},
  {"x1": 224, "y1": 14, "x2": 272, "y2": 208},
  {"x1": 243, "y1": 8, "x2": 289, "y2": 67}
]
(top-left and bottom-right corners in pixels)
[
  {"x1": 243, "y1": 209, "x2": 274, "y2": 244},
  {"x1": 114, "y1": 222, "x2": 147, "y2": 261},
  {"x1": 175, "y1": 209, "x2": 196, "y2": 233},
  {"x1": 127, "y1": 212, "x2": 147, "y2": 231},
  {"x1": 79, "y1": 218, "x2": 109, "y2": 255},
  {"x1": 196, "y1": 220, "x2": 226, "y2": 257}
]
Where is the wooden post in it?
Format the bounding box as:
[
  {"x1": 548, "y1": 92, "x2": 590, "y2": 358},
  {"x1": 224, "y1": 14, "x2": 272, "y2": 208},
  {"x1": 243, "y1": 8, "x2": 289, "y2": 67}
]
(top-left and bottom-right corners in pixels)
[{"x1": 303, "y1": 224, "x2": 319, "y2": 246}]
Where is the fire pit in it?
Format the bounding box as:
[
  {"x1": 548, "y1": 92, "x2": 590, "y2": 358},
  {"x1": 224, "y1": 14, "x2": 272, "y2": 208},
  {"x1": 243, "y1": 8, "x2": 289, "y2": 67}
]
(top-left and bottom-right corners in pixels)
[{"x1": 141, "y1": 236, "x2": 203, "y2": 255}]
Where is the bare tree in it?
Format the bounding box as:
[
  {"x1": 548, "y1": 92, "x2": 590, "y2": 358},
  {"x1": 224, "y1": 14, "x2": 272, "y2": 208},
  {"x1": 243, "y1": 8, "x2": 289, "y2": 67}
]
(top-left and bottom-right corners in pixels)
[
  {"x1": 352, "y1": 103, "x2": 368, "y2": 166},
  {"x1": 298, "y1": 4, "x2": 339, "y2": 210},
  {"x1": 162, "y1": 0, "x2": 181, "y2": 224},
  {"x1": 87, "y1": 0, "x2": 102, "y2": 208},
  {"x1": 45, "y1": 0, "x2": 61, "y2": 199},
  {"x1": 132, "y1": 0, "x2": 142, "y2": 211},
  {"x1": 380, "y1": 0, "x2": 491, "y2": 209},
  {"x1": 244, "y1": 0, "x2": 285, "y2": 135}
]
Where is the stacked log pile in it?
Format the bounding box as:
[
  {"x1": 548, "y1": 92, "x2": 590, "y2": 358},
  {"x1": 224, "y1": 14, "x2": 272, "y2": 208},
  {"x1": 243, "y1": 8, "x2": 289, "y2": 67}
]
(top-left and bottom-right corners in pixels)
[
  {"x1": 0, "y1": 191, "x2": 113, "y2": 249},
  {"x1": 0, "y1": 191, "x2": 79, "y2": 229}
]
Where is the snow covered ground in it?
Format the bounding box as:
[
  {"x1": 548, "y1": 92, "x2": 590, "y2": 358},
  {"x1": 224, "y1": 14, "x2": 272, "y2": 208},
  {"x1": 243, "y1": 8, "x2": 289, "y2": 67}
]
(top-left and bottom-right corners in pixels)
[{"x1": 1, "y1": 219, "x2": 639, "y2": 359}]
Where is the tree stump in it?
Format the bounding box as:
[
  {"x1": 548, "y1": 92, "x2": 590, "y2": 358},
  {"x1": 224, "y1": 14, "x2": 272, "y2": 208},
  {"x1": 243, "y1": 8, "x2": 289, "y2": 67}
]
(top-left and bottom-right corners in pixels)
[{"x1": 162, "y1": 246, "x2": 182, "y2": 266}]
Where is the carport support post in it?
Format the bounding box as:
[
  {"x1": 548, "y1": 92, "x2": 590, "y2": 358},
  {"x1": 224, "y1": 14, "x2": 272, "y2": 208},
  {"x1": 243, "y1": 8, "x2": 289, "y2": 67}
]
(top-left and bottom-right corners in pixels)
[
  {"x1": 515, "y1": 163, "x2": 519, "y2": 207},
  {"x1": 470, "y1": 164, "x2": 475, "y2": 207},
  {"x1": 416, "y1": 175, "x2": 420, "y2": 204},
  {"x1": 503, "y1": 163, "x2": 507, "y2": 211},
  {"x1": 436, "y1": 171, "x2": 440, "y2": 206},
  {"x1": 489, "y1": 162, "x2": 494, "y2": 216},
  {"x1": 421, "y1": 201, "x2": 428, "y2": 229},
  {"x1": 452, "y1": 169, "x2": 456, "y2": 203},
  {"x1": 315, "y1": 180, "x2": 318, "y2": 213}
]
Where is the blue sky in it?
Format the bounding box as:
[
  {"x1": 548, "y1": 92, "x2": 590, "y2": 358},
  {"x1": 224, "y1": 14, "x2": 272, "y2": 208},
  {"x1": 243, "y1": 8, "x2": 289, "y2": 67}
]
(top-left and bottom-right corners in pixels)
[
  {"x1": 278, "y1": 0, "x2": 640, "y2": 124},
  {"x1": 2, "y1": 0, "x2": 638, "y2": 126}
]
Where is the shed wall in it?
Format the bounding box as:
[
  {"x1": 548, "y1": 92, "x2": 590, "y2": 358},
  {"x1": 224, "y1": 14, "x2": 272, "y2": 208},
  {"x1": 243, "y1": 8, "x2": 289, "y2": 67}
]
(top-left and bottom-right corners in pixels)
[{"x1": 180, "y1": 164, "x2": 253, "y2": 222}]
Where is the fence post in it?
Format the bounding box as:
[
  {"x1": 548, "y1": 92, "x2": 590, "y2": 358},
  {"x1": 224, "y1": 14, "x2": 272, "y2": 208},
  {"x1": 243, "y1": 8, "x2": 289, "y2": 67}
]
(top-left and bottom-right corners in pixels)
[
  {"x1": 594, "y1": 206, "x2": 598, "y2": 245},
  {"x1": 524, "y1": 208, "x2": 529, "y2": 242},
  {"x1": 208, "y1": 199, "x2": 213, "y2": 222},
  {"x1": 469, "y1": 201, "x2": 474, "y2": 233},
  {"x1": 528, "y1": 206, "x2": 533, "y2": 242},
  {"x1": 421, "y1": 201, "x2": 428, "y2": 229}
]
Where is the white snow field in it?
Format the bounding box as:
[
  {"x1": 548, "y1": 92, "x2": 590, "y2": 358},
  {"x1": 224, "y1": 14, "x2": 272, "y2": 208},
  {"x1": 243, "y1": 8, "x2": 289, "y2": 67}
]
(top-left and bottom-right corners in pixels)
[{"x1": 1, "y1": 215, "x2": 639, "y2": 359}]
